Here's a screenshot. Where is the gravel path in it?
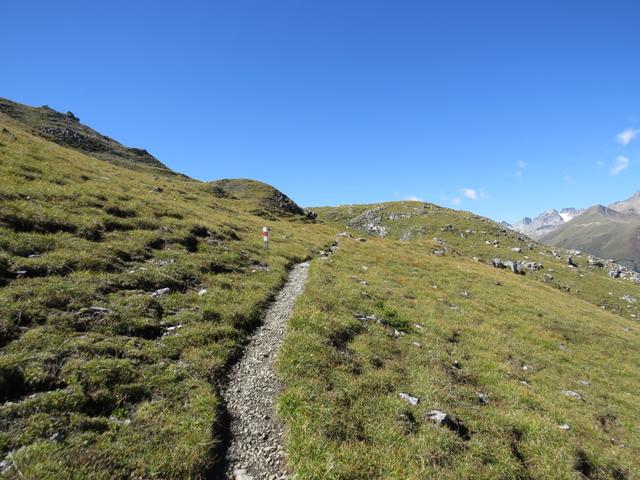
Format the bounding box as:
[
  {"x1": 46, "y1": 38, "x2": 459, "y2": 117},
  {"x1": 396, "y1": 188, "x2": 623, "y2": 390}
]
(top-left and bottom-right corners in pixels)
[{"x1": 222, "y1": 261, "x2": 310, "y2": 480}]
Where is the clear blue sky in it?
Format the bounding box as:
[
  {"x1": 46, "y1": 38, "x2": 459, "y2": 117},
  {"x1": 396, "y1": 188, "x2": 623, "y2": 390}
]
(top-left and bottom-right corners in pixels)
[{"x1": 2, "y1": 1, "x2": 639, "y2": 222}]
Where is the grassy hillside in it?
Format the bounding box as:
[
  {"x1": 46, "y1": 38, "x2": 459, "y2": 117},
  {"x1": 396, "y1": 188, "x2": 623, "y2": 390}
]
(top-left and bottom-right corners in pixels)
[
  {"x1": 278, "y1": 215, "x2": 640, "y2": 478},
  {"x1": 0, "y1": 97, "x2": 170, "y2": 172},
  {"x1": 0, "y1": 111, "x2": 334, "y2": 478},
  {"x1": 209, "y1": 178, "x2": 312, "y2": 219},
  {"x1": 541, "y1": 206, "x2": 640, "y2": 273},
  {"x1": 315, "y1": 202, "x2": 640, "y2": 320}
]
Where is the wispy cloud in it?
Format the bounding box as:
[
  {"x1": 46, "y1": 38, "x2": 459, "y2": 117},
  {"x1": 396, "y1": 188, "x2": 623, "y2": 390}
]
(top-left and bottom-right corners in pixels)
[
  {"x1": 564, "y1": 175, "x2": 575, "y2": 185},
  {"x1": 459, "y1": 188, "x2": 488, "y2": 201},
  {"x1": 616, "y1": 128, "x2": 640, "y2": 146},
  {"x1": 610, "y1": 155, "x2": 629, "y2": 176},
  {"x1": 514, "y1": 160, "x2": 527, "y2": 177},
  {"x1": 451, "y1": 197, "x2": 462, "y2": 205},
  {"x1": 460, "y1": 188, "x2": 478, "y2": 200},
  {"x1": 403, "y1": 195, "x2": 424, "y2": 202}
]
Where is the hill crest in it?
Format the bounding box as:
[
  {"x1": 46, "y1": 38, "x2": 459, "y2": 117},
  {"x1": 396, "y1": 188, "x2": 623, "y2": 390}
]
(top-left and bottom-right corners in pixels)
[{"x1": 0, "y1": 97, "x2": 170, "y2": 172}]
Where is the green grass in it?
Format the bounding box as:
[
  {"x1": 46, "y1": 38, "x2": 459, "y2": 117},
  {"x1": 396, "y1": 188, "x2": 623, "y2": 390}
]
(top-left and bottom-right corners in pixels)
[
  {"x1": 276, "y1": 208, "x2": 640, "y2": 479},
  {"x1": 316, "y1": 201, "x2": 640, "y2": 321},
  {"x1": 0, "y1": 113, "x2": 334, "y2": 478}
]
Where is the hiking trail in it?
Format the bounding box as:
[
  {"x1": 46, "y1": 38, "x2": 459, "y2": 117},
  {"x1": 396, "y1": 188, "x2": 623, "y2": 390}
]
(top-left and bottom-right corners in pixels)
[{"x1": 221, "y1": 261, "x2": 310, "y2": 480}]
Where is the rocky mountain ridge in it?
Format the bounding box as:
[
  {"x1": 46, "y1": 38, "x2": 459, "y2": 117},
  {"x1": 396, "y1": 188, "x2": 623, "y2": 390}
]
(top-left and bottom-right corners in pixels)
[
  {"x1": 609, "y1": 191, "x2": 640, "y2": 214},
  {"x1": 507, "y1": 208, "x2": 583, "y2": 240},
  {"x1": 0, "y1": 97, "x2": 170, "y2": 172},
  {"x1": 509, "y1": 192, "x2": 640, "y2": 272}
]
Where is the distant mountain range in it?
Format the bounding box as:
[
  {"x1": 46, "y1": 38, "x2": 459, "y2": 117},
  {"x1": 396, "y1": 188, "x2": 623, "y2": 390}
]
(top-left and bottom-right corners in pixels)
[
  {"x1": 506, "y1": 192, "x2": 640, "y2": 271},
  {"x1": 508, "y1": 208, "x2": 584, "y2": 240}
]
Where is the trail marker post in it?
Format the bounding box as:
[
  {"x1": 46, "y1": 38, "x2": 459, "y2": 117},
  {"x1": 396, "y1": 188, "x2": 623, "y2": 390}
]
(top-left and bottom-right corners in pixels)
[{"x1": 262, "y1": 226, "x2": 269, "y2": 250}]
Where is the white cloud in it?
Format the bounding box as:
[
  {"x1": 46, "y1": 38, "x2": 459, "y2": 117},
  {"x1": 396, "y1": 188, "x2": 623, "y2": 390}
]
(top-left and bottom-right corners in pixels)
[
  {"x1": 403, "y1": 195, "x2": 424, "y2": 202},
  {"x1": 451, "y1": 197, "x2": 462, "y2": 205},
  {"x1": 610, "y1": 155, "x2": 629, "y2": 176},
  {"x1": 459, "y1": 188, "x2": 488, "y2": 201},
  {"x1": 460, "y1": 188, "x2": 478, "y2": 200},
  {"x1": 616, "y1": 128, "x2": 640, "y2": 146},
  {"x1": 514, "y1": 161, "x2": 527, "y2": 177}
]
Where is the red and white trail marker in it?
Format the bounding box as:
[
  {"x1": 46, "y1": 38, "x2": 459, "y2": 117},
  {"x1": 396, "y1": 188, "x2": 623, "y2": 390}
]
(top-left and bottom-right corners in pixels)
[{"x1": 262, "y1": 226, "x2": 269, "y2": 249}]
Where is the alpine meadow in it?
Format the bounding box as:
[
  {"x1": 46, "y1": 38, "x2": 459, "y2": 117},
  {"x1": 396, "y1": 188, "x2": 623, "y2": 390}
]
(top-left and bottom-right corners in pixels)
[
  {"x1": 0, "y1": 98, "x2": 638, "y2": 479},
  {"x1": 2, "y1": 2, "x2": 640, "y2": 479}
]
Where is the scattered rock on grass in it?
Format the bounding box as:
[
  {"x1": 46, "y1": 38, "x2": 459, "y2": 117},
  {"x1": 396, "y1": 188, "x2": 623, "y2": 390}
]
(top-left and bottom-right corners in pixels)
[
  {"x1": 522, "y1": 261, "x2": 543, "y2": 271},
  {"x1": 563, "y1": 390, "x2": 582, "y2": 400},
  {"x1": 492, "y1": 258, "x2": 509, "y2": 269},
  {"x1": 354, "y1": 313, "x2": 387, "y2": 326},
  {"x1": 399, "y1": 392, "x2": 420, "y2": 406},
  {"x1": 151, "y1": 287, "x2": 170, "y2": 297},
  {"x1": 589, "y1": 257, "x2": 605, "y2": 268},
  {"x1": 505, "y1": 261, "x2": 523, "y2": 274},
  {"x1": 425, "y1": 410, "x2": 470, "y2": 440}
]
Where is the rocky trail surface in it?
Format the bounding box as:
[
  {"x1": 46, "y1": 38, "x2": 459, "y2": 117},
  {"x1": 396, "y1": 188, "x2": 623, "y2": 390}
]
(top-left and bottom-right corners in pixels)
[{"x1": 222, "y1": 261, "x2": 311, "y2": 480}]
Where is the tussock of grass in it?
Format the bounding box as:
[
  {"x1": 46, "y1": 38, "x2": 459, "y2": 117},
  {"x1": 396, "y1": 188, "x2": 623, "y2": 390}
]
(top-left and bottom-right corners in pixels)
[{"x1": 0, "y1": 113, "x2": 333, "y2": 478}]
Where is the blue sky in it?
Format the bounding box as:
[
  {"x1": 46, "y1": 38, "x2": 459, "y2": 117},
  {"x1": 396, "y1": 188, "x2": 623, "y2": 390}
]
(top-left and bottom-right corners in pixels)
[{"x1": 2, "y1": 1, "x2": 639, "y2": 222}]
